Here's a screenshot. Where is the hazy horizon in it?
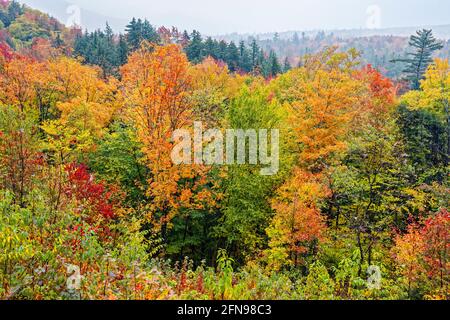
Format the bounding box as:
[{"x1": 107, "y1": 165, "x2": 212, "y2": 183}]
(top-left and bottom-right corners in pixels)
[{"x1": 18, "y1": 0, "x2": 450, "y2": 35}]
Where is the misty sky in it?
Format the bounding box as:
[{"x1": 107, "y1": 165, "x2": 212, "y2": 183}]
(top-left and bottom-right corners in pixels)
[{"x1": 19, "y1": 0, "x2": 450, "y2": 35}]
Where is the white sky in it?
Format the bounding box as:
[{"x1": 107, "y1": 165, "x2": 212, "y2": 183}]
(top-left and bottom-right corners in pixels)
[{"x1": 19, "y1": 0, "x2": 450, "y2": 35}]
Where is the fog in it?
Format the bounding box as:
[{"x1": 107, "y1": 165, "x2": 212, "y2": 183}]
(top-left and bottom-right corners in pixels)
[{"x1": 19, "y1": 0, "x2": 450, "y2": 35}]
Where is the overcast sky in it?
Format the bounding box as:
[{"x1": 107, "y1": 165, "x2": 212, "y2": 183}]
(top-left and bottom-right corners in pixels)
[{"x1": 19, "y1": 0, "x2": 450, "y2": 35}]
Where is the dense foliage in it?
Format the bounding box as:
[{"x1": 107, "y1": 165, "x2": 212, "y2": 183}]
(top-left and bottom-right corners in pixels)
[{"x1": 0, "y1": 1, "x2": 448, "y2": 300}]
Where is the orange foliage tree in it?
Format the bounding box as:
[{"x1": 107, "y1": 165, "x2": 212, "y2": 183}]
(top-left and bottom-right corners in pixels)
[
  {"x1": 120, "y1": 42, "x2": 217, "y2": 234},
  {"x1": 0, "y1": 54, "x2": 46, "y2": 112}
]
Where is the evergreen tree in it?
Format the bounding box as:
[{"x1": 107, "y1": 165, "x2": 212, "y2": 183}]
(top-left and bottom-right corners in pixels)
[
  {"x1": 125, "y1": 18, "x2": 140, "y2": 51},
  {"x1": 53, "y1": 32, "x2": 64, "y2": 48},
  {"x1": 273, "y1": 32, "x2": 279, "y2": 42},
  {"x1": 7, "y1": 0, "x2": 23, "y2": 25},
  {"x1": 204, "y1": 37, "x2": 219, "y2": 59},
  {"x1": 238, "y1": 40, "x2": 252, "y2": 72},
  {"x1": 185, "y1": 30, "x2": 204, "y2": 63},
  {"x1": 0, "y1": 0, "x2": 23, "y2": 27},
  {"x1": 117, "y1": 34, "x2": 129, "y2": 65},
  {"x1": 0, "y1": 7, "x2": 10, "y2": 28},
  {"x1": 226, "y1": 41, "x2": 240, "y2": 72},
  {"x1": 397, "y1": 105, "x2": 448, "y2": 183},
  {"x1": 125, "y1": 18, "x2": 159, "y2": 51},
  {"x1": 270, "y1": 51, "x2": 281, "y2": 77},
  {"x1": 250, "y1": 40, "x2": 260, "y2": 70},
  {"x1": 217, "y1": 40, "x2": 228, "y2": 62},
  {"x1": 74, "y1": 24, "x2": 123, "y2": 77},
  {"x1": 393, "y1": 29, "x2": 443, "y2": 90},
  {"x1": 181, "y1": 30, "x2": 190, "y2": 47},
  {"x1": 105, "y1": 22, "x2": 114, "y2": 42},
  {"x1": 141, "y1": 19, "x2": 160, "y2": 44},
  {"x1": 283, "y1": 57, "x2": 291, "y2": 73}
]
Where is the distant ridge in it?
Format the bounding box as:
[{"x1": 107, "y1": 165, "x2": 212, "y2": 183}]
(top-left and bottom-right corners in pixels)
[
  {"x1": 17, "y1": 1, "x2": 450, "y2": 41},
  {"x1": 215, "y1": 25, "x2": 450, "y2": 42}
]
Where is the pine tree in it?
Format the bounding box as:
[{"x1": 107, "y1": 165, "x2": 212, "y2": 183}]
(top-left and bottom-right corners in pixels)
[
  {"x1": 185, "y1": 30, "x2": 204, "y2": 63},
  {"x1": 142, "y1": 19, "x2": 160, "y2": 44},
  {"x1": 181, "y1": 30, "x2": 190, "y2": 47},
  {"x1": 283, "y1": 57, "x2": 291, "y2": 73},
  {"x1": 238, "y1": 40, "x2": 252, "y2": 72},
  {"x1": 268, "y1": 50, "x2": 281, "y2": 77},
  {"x1": 217, "y1": 40, "x2": 228, "y2": 62},
  {"x1": 105, "y1": 22, "x2": 114, "y2": 42},
  {"x1": 53, "y1": 32, "x2": 64, "y2": 48},
  {"x1": 393, "y1": 29, "x2": 443, "y2": 90},
  {"x1": 204, "y1": 37, "x2": 218, "y2": 59},
  {"x1": 117, "y1": 34, "x2": 129, "y2": 65},
  {"x1": 7, "y1": 0, "x2": 22, "y2": 25},
  {"x1": 0, "y1": 6, "x2": 10, "y2": 28},
  {"x1": 125, "y1": 18, "x2": 159, "y2": 51},
  {"x1": 273, "y1": 32, "x2": 279, "y2": 42},
  {"x1": 250, "y1": 39, "x2": 260, "y2": 70},
  {"x1": 226, "y1": 41, "x2": 240, "y2": 72},
  {"x1": 125, "y1": 18, "x2": 140, "y2": 51}
]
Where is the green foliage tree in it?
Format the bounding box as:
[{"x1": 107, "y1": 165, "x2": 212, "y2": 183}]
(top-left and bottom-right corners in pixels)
[
  {"x1": 213, "y1": 86, "x2": 289, "y2": 263},
  {"x1": 88, "y1": 123, "x2": 148, "y2": 207},
  {"x1": 8, "y1": 15, "x2": 50, "y2": 43}
]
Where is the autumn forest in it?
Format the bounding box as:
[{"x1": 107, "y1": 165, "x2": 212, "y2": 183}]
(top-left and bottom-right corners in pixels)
[{"x1": 0, "y1": 1, "x2": 448, "y2": 301}]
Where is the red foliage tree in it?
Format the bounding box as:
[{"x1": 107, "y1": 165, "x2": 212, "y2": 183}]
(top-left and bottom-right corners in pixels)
[{"x1": 65, "y1": 163, "x2": 117, "y2": 221}]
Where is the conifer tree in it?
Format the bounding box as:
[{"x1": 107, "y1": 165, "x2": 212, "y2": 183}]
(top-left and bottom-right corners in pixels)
[
  {"x1": 394, "y1": 29, "x2": 443, "y2": 89},
  {"x1": 117, "y1": 34, "x2": 128, "y2": 65},
  {"x1": 185, "y1": 30, "x2": 204, "y2": 63},
  {"x1": 226, "y1": 41, "x2": 240, "y2": 72},
  {"x1": 250, "y1": 39, "x2": 259, "y2": 70},
  {"x1": 204, "y1": 37, "x2": 218, "y2": 59},
  {"x1": 283, "y1": 57, "x2": 291, "y2": 73},
  {"x1": 238, "y1": 40, "x2": 252, "y2": 72},
  {"x1": 268, "y1": 50, "x2": 281, "y2": 77}
]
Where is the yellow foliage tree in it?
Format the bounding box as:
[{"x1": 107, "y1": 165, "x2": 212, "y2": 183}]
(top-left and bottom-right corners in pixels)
[{"x1": 265, "y1": 48, "x2": 372, "y2": 269}]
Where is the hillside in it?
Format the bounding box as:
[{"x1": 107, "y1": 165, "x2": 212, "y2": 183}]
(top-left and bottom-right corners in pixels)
[
  {"x1": 216, "y1": 24, "x2": 450, "y2": 42},
  {"x1": 216, "y1": 29, "x2": 450, "y2": 79},
  {"x1": 0, "y1": 0, "x2": 448, "y2": 302},
  {"x1": 0, "y1": 0, "x2": 78, "y2": 53},
  {"x1": 4, "y1": 1, "x2": 450, "y2": 80}
]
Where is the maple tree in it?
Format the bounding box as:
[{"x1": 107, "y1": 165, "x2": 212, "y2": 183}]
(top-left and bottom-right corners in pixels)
[
  {"x1": 120, "y1": 42, "x2": 217, "y2": 233},
  {"x1": 0, "y1": 54, "x2": 45, "y2": 112}
]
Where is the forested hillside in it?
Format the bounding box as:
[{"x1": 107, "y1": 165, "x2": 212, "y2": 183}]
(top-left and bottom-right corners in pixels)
[
  {"x1": 217, "y1": 31, "x2": 450, "y2": 80},
  {"x1": 0, "y1": 1, "x2": 448, "y2": 300}
]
